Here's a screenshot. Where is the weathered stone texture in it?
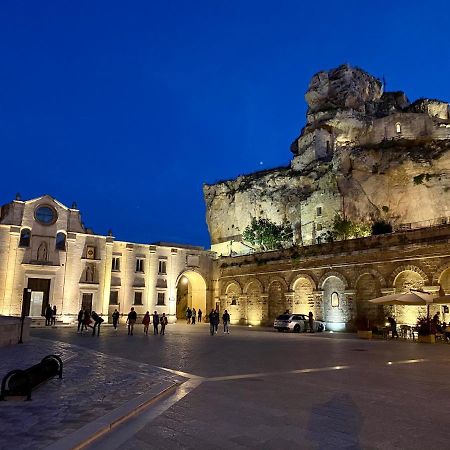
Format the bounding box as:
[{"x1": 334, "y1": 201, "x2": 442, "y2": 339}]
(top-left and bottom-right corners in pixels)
[
  {"x1": 204, "y1": 64, "x2": 450, "y2": 256},
  {"x1": 217, "y1": 225, "x2": 450, "y2": 329}
]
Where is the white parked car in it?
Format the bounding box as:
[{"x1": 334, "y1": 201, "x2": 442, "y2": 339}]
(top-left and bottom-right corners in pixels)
[{"x1": 273, "y1": 314, "x2": 326, "y2": 333}]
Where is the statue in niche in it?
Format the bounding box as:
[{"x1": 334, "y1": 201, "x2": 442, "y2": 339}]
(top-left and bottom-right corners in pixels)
[
  {"x1": 37, "y1": 242, "x2": 48, "y2": 261},
  {"x1": 85, "y1": 265, "x2": 94, "y2": 283}
]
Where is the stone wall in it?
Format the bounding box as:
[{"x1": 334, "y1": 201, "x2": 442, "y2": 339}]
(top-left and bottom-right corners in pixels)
[{"x1": 216, "y1": 225, "x2": 450, "y2": 329}]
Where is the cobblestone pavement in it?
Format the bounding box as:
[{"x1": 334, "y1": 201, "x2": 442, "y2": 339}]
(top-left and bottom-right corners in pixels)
[
  {"x1": 0, "y1": 337, "x2": 181, "y2": 450},
  {"x1": 31, "y1": 325, "x2": 450, "y2": 449}
]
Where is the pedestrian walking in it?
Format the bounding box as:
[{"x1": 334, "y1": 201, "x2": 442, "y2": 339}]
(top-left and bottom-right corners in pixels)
[
  {"x1": 127, "y1": 307, "x2": 137, "y2": 335},
  {"x1": 222, "y1": 310, "x2": 230, "y2": 334},
  {"x1": 77, "y1": 308, "x2": 84, "y2": 333},
  {"x1": 112, "y1": 309, "x2": 120, "y2": 331},
  {"x1": 91, "y1": 311, "x2": 104, "y2": 336},
  {"x1": 214, "y1": 310, "x2": 219, "y2": 333},
  {"x1": 192, "y1": 308, "x2": 196, "y2": 325},
  {"x1": 160, "y1": 313, "x2": 168, "y2": 335},
  {"x1": 186, "y1": 307, "x2": 192, "y2": 324},
  {"x1": 198, "y1": 309, "x2": 202, "y2": 323},
  {"x1": 51, "y1": 305, "x2": 57, "y2": 325},
  {"x1": 152, "y1": 311, "x2": 159, "y2": 335},
  {"x1": 45, "y1": 304, "x2": 52, "y2": 326},
  {"x1": 142, "y1": 311, "x2": 151, "y2": 335},
  {"x1": 209, "y1": 309, "x2": 216, "y2": 336},
  {"x1": 308, "y1": 311, "x2": 314, "y2": 333},
  {"x1": 82, "y1": 309, "x2": 92, "y2": 335}
]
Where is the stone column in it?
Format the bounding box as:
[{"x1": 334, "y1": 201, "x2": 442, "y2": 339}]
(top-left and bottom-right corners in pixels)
[
  {"x1": 285, "y1": 292, "x2": 295, "y2": 314},
  {"x1": 101, "y1": 237, "x2": 114, "y2": 319},
  {"x1": 2, "y1": 226, "x2": 20, "y2": 315}
]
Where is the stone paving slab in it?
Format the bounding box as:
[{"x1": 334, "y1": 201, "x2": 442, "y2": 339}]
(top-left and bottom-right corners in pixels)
[{"x1": 0, "y1": 338, "x2": 182, "y2": 450}]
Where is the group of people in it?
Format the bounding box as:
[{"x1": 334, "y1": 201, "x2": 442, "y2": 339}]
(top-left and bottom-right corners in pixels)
[
  {"x1": 109, "y1": 307, "x2": 169, "y2": 336},
  {"x1": 77, "y1": 307, "x2": 104, "y2": 336},
  {"x1": 44, "y1": 304, "x2": 57, "y2": 326},
  {"x1": 185, "y1": 307, "x2": 202, "y2": 324},
  {"x1": 208, "y1": 309, "x2": 230, "y2": 335}
]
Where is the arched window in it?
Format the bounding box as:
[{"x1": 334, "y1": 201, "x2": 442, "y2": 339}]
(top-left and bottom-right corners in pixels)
[
  {"x1": 19, "y1": 228, "x2": 31, "y2": 247},
  {"x1": 395, "y1": 122, "x2": 401, "y2": 134},
  {"x1": 55, "y1": 232, "x2": 66, "y2": 251}
]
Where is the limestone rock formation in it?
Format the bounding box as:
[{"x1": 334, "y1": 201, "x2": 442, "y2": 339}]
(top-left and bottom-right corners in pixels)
[{"x1": 204, "y1": 64, "x2": 450, "y2": 256}]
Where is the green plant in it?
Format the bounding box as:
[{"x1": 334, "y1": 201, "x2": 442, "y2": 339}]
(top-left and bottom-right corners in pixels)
[
  {"x1": 242, "y1": 217, "x2": 292, "y2": 251},
  {"x1": 331, "y1": 214, "x2": 371, "y2": 240}
]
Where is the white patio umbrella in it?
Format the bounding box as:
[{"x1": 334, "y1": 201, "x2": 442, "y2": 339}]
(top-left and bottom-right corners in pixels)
[{"x1": 368, "y1": 291, "x2": 433, "y2": 306}]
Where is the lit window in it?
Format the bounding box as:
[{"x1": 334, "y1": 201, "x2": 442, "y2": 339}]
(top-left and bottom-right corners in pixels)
[
  {"x1": 134, "y1": 291, "x2": 143, "y2": 305},
  {"x1": 112, "y1": 257, "x2": 120, "y2": 271},
  {"x1": 316, "y1": 206, "x2": 322, "y2": 217},
  {"x1": 135, "y1": 258, "x2": 144, "y2": 273},
  {"x1": 231, "y1": 297, "x2": 237, "y2": 306},
  {"x1": 396, "y1": 122, "x2": 401, "y2": 133},
  {"x1": 55, "y1": 232, "x2": 66, "y2": 251},
  {"x1": 331, "y1": 292, "x2": 339, "y2": 307},
  {"x1": 157, "y1": 292, "x2": 165, "y2": 305},
  {"x1": 158, "y1": 259, "x2": 167, "y2": 274},
  {"x1": 19, "y1": 228, "x2": 31, "y2": 247},
  {"x1": 109, "y1": 291, "x2": 118, "y2": 305}
]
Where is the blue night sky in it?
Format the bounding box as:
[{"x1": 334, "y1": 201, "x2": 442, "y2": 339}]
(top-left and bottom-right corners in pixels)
[{"x1": 1, "y1": 0, "x2": 450, "y2": 247}]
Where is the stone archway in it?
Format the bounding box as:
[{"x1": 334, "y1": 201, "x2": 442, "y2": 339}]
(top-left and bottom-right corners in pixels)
[
  {"x1": 392, "y1": 269, "x2": 426, "y2": 324},
  {"x1": 176, "y1": 271, "x2": 207, "y2": 320},
  {"x1": 223, "y1": 280, "x2": 244, "y2": 324},
  {"x1": 292, "y1": 276, "x2": 315, "y2": 315},
  {"x1": 322, "y1": 275, "x2": 349, "y2": 329},
  {"x1": 245, "y1": 279, "x2": 264, "y2": 325}
]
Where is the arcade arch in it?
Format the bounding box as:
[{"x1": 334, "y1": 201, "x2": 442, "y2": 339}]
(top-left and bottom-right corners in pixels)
[{"x1": 176, "y1": 271, "x2": 207, "y2": 320}]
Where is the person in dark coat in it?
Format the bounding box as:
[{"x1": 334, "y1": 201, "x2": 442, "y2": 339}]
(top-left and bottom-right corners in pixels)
[
  {"x1": 160, "y1": 313, "x2": 168, "y2": 335},
  {"x1": 112, "y1": 309, "x2": 120, "y2": 331},
  {"x1": 91, "y1": 311, "x2": 104, "y2": 336},
  {"x1": 214, "y1": 310, "x2": 219, "y2": 333},
  {"x1": 127, "y1": 307, "x2": 137, "y2": 335},
  {"x1": 186, "y1": 307, "x2": 192, "y2": 324},
  {"x1": 45, "y1": 304, "x2": 52, "y2": 326},
  {"x1": 308, "y1": 311, "x2": 314, "y2": 333},
  {"x1": 198, "y1": 309, "x2": 202, "y2": 323},
  {"x1": 209, "y1": 309, "x2": 216, "y2": 336},
  {"x1": 222, "y1": 310, "x2": 230, "y2": 334},
  {"x1": 142, "y1": 311, "x2": 151, "y2": 335},
  {"x1": 388, "y1": 316, "x2": 399, "y2": 339},
  {"x1": 77, "y1": 308, "x2": 85, "y2": 333},
  {"x1": 82, "y1": 309, "x2": 92, "y2": 335},
  {"x1": 51, "y1": 305, "x2": 57, "y2": 325},
  {"x1": 152, "y1": 311, "x2": 159, "y2": 335}
]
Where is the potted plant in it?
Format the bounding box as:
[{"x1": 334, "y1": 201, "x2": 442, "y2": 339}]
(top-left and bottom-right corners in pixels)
[
  {"x1": 355, "y1": 316, "x2": 372, "y2": 339},
  {"x1": 417, "y1": 316, "x2": 435, "y2": 344}
]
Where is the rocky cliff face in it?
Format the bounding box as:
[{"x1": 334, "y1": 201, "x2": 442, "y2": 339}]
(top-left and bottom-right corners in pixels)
[{"x1": 204, "y1": 64, "x2": 450, "y2": 254}]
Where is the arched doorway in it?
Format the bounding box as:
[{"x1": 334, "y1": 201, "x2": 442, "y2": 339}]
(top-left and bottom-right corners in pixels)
[
  {"x1": 176, "y1": 271, "x2": 207, "y2": 320},
  {"x1": 393, "y1": 270, "x2": 426, "y2": 324},
  {"x1": 293, "y1": 276, "x2": 315, "y2": 315}
]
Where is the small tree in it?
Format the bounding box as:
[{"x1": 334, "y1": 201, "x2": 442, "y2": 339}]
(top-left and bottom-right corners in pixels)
[
  {"x1": 332, "y1": 214, "x2": 371, "y2": 240},
  {"x1": 243, "y1": 218, "x2": 292, "y2": 251}
]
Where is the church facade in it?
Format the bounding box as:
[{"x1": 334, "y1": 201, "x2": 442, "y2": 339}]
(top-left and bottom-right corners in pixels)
[{"x1": 0, "y1": 194, "x2": 215, "y2": 322}]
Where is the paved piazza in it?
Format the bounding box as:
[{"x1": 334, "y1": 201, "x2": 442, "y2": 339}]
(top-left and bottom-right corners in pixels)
[{"x1": 5, "y1": 324, "x2": 450, "y2": 449}]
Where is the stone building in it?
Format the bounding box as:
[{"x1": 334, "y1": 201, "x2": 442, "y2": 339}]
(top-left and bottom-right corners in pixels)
[
  {"x1": 0, "y1": 194, "x2": 215, "y2": 322},
  {"x1": 204, "y1": 64, "x2": 450, "y2": 257},
  {"x1": 217, "y1": 224, "x2": 450, "y2": 330}
]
